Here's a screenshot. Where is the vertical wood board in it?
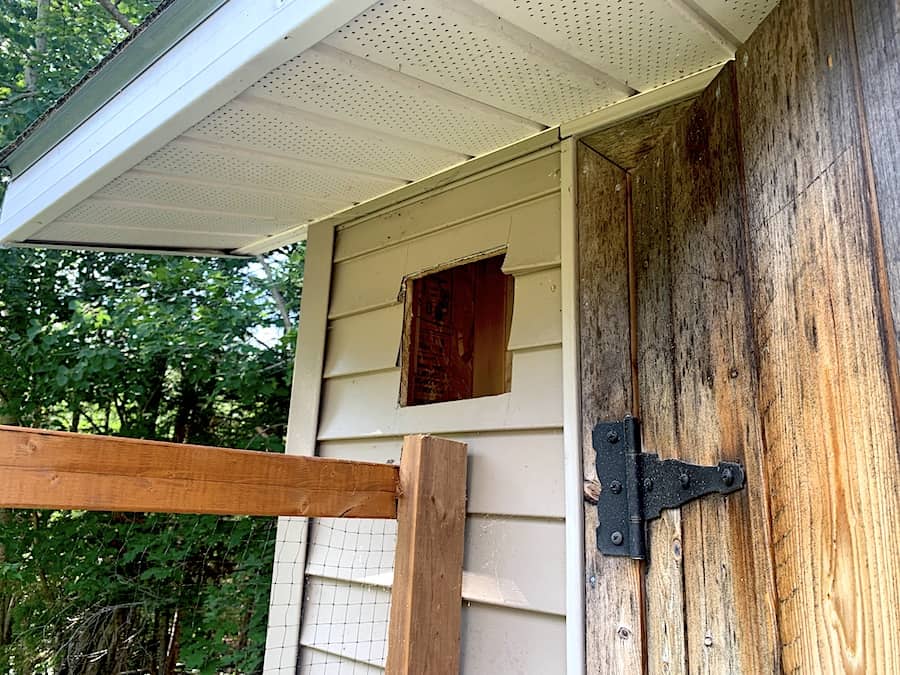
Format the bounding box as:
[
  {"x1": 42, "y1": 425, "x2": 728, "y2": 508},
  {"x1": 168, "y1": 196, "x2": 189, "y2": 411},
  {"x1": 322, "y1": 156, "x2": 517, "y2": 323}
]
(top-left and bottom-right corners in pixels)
[
  {"x1": 577, "y1": 142, "x2": 644, "y2": 673},
  {"x1": 386, "y1": 435, "x2": 467, "y2": 675},
  {"x1": 737, "y1": 0, "x2": 900, "y2": 670},
  {"x1": 849, "y1": 0, "x2": 900, "y2": 426},
  {"x1": 632, "y1": 65, "x2": 779, "y2": 675}
]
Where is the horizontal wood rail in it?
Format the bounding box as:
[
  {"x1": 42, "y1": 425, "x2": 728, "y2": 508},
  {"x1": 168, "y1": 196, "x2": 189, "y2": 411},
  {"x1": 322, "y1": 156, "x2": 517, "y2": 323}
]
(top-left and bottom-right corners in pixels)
[
  {"x1": 1, "y1": 427, "x2": 469, "y2": 672},
  {"x1": 0, "y1": 425, "x2": 399, "y2": 517}
]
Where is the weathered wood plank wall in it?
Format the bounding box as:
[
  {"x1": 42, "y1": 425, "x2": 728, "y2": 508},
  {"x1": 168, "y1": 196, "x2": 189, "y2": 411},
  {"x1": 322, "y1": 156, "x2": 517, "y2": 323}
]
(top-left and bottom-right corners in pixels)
[
  {"x1": 579, "y1": 0, "x2": 900, "y2": 671},
  {"x1": 632, "y1": 66, "x2": 779, "y2": 674},
  {"x1": 736, "y1": 0, "x2": 900, "y2": 670},
  {"x1": 850, "y1": 0, "x2": 900, "y2": 423}
]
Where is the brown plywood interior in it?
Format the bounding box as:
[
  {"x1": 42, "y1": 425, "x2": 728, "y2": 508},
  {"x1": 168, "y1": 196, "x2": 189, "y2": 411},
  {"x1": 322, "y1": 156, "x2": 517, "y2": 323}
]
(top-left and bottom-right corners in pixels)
[{"x1": 401, "y1": 254, "x2": 513, "y2": 406}]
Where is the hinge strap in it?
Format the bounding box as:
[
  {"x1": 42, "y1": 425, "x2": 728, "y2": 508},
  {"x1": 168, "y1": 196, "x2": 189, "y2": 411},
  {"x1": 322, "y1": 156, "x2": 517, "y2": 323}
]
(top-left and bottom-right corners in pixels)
[{"x1": 594, "y1": 416, "x2": 746, "y2": 559}]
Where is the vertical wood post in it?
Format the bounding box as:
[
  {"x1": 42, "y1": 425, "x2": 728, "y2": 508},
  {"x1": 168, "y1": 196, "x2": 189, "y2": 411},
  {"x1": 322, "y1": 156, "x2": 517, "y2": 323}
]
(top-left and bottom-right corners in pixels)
[
  {"x1": 577, "y1": 142, "x2": 645, "y2": 672},
  {"x1": 386, "y1": 435, "x2": 467, "y2": 675}
]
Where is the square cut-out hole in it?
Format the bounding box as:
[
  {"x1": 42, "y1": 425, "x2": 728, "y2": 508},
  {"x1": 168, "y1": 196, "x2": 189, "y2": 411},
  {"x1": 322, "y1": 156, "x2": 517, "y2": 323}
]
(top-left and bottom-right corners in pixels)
[{"x1": 401, "y1": 254, "x2": 514, "y2": 406}]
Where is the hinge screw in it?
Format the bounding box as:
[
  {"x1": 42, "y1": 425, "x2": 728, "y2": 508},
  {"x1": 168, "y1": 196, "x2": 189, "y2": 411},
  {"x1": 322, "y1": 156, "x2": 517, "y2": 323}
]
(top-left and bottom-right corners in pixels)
[
  {"x1": 643, "y1": 478, "x2": 653, "y2": 492},
  {"x1": 610, "y1": 531, "x2": 624, "y2": 546},
  {"x1": 607, "y1": 430, "x2": 620, "y2": 444},
  {"x1": 679, "y1": 473, "x2": 691, "y2": 488},
  {"x1": 721, "y1": 467, "x2": 734, "y2": 486},
  {"x1": 609, "y1": 480, "x2": 622, "y2": 494}
]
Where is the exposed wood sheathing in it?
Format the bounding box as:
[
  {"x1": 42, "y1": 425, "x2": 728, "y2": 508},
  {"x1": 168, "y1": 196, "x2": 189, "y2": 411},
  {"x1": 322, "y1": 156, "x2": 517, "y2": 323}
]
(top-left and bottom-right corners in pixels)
[{"x1": 299, "y1": 150, "x2": 566, "y2": 672}]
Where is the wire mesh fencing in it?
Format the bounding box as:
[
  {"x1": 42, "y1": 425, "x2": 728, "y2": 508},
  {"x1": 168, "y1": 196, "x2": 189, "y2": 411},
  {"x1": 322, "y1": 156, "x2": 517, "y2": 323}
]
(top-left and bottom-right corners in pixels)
[{"x1": 265, "y1": 515, "x2": 398, "y2": 675}]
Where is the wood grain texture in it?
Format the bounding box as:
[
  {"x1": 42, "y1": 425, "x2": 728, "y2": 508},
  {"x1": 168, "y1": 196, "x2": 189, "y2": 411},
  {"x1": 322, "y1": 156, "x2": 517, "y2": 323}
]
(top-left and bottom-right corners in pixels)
[
  {"x1": 0, "y1": 425, "x2": 399, "y2": 518},
  {"x1": 850, "y1": 0, "x2": 900, "y2": 426},
  {"x1": 580, "y1": 100, "x2": 695, "y2": 170},
  {"x1": 737, "y1": 0, "x2": 900, "y2": 670},
  {"x1": 386, "y1": 435, "x2": 467, "y2": 675},
  {"x1": 632, "y1": 65, "x2": 779, "y2": 674},
  {"x1": 630, "y1": 111, "x2": 685, "y2": 675},
  {"x1": 577, "y1": 142, "x2": 644, "y2": 673}
]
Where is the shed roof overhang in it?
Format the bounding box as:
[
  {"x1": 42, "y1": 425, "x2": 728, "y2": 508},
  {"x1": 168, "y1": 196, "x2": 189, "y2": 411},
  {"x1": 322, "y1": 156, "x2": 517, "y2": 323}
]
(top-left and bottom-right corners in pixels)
[{"x1": 0, "y1": 0, "x2": 776, "y2": 256}]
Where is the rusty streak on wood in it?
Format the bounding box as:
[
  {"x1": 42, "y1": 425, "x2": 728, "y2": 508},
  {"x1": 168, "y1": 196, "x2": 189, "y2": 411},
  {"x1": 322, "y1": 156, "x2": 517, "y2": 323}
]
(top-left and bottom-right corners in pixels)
[
  {"x1": 577, "y1": 142, "x2": 644, "y2": 673},
  {"x1": 737, "y1": 0, "x2": 900, "y2": 670},
  {"x1": 0, "y1": 425, "x2": 400, "y2": 518},
  {"x1": 632, "y1": 64, "x2": 779, "y2": 674},
  {"x1": 386, "y1": 435, "x2": 467, "y2": 675}
]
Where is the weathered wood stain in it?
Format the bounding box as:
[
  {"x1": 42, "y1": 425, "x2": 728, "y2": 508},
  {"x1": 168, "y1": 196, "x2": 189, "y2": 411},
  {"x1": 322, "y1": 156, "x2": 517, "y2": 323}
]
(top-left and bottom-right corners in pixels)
[{"x1": 578, "y1": 0, "x2": 900, "y2": 671}]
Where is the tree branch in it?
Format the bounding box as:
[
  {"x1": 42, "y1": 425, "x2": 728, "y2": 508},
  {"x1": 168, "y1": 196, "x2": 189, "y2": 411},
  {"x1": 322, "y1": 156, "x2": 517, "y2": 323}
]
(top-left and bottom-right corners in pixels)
[
  {"x1": 256, "y1": 255, "x2": 293, "y2": 333},
  {"x1": 0, "y1": 92, "x2": 40, "y2": 107},
  {"x1": 24, "y1": 0, "x2": 50, "y2": 91},
  {"x1": 96, "y1": 0, "x2": 137, "y2": 34}
]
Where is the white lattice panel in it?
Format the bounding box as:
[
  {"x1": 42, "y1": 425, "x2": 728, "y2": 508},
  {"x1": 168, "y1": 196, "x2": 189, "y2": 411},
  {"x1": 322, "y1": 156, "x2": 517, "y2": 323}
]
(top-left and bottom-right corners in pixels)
[
  {"x1": 248, "y1": 45, "x2": 542, "y2": 156},
  {"x1": 470, "y1": 0, "x2": 733, "y2": 89},
  {"x1": 186, "y1": 98, "x2": 467, "y2": 181},
  {"x1": 323, "y1": 0, "x2": 626, "y2": 125}
]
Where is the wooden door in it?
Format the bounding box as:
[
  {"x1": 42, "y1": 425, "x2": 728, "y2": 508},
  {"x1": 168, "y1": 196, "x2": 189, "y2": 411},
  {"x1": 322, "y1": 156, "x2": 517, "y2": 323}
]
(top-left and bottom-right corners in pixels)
[{"x1": 578, "y1": 0, "x2": 900, "y2": 671}]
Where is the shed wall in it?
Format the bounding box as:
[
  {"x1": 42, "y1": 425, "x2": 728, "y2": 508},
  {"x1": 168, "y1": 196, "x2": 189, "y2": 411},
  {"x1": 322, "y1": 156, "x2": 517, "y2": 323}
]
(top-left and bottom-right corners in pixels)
[{"x1": 297, "y1": 149, "x2": 566, "y2": 673}]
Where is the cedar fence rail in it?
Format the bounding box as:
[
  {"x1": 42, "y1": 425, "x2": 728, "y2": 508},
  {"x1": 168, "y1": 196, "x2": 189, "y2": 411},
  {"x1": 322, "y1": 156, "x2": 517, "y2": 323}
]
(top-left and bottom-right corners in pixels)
[{"x1": 0, "y1": 426, "x2": 467, "y2": 675}]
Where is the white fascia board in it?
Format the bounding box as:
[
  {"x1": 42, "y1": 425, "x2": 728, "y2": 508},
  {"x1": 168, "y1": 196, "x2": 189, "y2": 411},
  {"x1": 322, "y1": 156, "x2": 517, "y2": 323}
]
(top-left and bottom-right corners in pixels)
[{"x1": 0, "y1": 0, "x2": 378, "y2": 245}]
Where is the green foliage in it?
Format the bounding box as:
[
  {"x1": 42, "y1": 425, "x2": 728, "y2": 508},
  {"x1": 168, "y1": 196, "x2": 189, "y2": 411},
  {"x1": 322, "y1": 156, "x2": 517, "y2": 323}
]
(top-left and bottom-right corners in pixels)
[
  {"x1": 0, "y1": 4, "x2": 306, "y2": 671},
  {"x1": 0, "y1": 510, "x2": 277, "y2": 674},
  {"x1": 0, "y1": 1, "x2": 159, "y2": 148},
  {"x1": 0, "y1": 245, "x2": 303, "y2": 673}
]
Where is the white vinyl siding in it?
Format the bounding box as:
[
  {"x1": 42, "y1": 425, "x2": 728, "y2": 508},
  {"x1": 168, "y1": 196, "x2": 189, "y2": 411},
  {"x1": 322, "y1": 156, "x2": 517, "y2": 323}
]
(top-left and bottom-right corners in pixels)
[{"x1": 298, "y1": 148, "x2": 565, "y2": 673}]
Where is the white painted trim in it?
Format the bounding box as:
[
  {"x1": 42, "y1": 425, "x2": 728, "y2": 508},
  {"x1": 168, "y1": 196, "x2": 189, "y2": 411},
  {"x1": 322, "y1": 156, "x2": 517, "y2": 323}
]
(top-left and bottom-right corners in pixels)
[
  {"x1": 0, "y1": 0, "x2": 379, "y2": 244},
  {"x1": 559, "y1": 137, "x2": 585, "y2": 674},
  {"x1": 1, "y1": 240, "x2": 245, "y2": 257},
  {"x1": 559, "y1": 63, "x2": 726, "y2": 139},
  {"x1": 263, "y1": 221, "x2": 335, "y2": 674}
]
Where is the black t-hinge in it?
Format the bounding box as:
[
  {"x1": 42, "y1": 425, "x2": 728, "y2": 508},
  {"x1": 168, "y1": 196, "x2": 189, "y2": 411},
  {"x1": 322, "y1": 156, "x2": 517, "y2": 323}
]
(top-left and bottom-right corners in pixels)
[{"x1": 594, "y1": 416, "x2": 746, "y2": 559}]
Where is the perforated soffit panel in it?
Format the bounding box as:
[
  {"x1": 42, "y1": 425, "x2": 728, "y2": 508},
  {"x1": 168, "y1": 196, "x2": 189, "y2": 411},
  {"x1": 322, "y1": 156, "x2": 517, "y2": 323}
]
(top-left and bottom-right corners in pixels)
[{"x1": 26, "y1": 0, "x2": 777, "y2": 255}]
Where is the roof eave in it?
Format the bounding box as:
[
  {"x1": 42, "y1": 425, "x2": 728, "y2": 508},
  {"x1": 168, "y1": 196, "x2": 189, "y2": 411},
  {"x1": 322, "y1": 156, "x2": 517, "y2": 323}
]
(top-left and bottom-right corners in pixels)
[
  {"x1": 0, "y1": 0, "x2": 377, "y2": 247},
  {"x1": 0, "y1": 0, "x2": 228, "y2": 177}
]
